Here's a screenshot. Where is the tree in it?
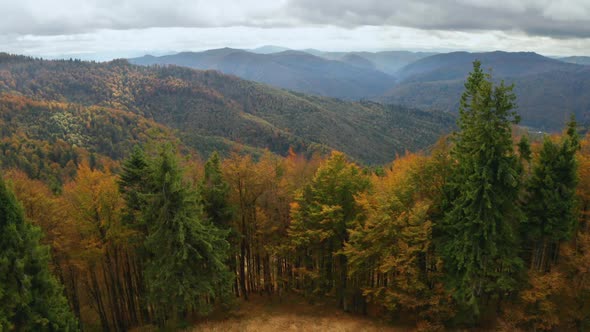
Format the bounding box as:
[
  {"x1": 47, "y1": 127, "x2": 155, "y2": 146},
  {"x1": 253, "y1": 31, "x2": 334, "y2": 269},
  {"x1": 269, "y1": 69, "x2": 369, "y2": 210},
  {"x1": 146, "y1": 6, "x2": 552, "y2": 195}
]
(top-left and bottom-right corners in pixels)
[
  {"x1": 523, "y1": 117, "x2": 580, "y2": 271},
  {"x1": 118, "y1": 145, "x2": 150, "y2": 234},
  {"x1": 199, "y1": 151, "x2": 232, "y2": 229},
  {"x1": 288, "y1": 151, "x2": 370, "y2": 310},
  {"x1": 141, "y1": 146, "x2": 233, "y2": 324},
  {"x1": 345, "y1": 152, "x2": 454, "y2": 328},
  {"x1": 438, "y1": 61, "x2": 524, "y2": 320},
  {"x1": 0, "y1": 175, "x2": 77, "y2": 331}
]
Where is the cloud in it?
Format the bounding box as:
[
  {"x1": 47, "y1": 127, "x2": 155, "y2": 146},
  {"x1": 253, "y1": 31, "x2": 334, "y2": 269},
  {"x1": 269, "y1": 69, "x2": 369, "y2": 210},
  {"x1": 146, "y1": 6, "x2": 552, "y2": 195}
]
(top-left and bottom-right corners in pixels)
[
  {"x1": 0, "y1": 0, "x2": 289, "y2": 35},
  {"x1": 0, "y1": 0, "x2": 589, "y2": 39},
  {"x1": 1, "y1": 0, "x2": 589, "y2": 58},
  {"x1": 284, "y1": 0, "x2": 590, "y2": 39}
]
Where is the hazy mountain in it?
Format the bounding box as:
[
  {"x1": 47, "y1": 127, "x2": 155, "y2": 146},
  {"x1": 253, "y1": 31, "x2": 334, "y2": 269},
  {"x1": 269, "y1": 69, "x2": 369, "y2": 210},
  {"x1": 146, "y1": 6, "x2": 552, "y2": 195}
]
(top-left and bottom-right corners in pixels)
[
  {"x1": 302, "y1": 50, "x2": 436, "y2": 75},
  {"x1": 380, "y1": 51, "x2": 590, "y2": 130},
  {"x1": 298, "y1": 50, "x2": 439, "y2": 76},
  {"x1": 396, "y1": 51, "x2": 579, "y2": 82},
  {"x1": 559, "y1": 56, "x2": 590, "y2": 66},
  {"x1": 250, "y1": 45, "x2": 291, "y2": 54},
  {"x1": 129, "y1": 48, "x2": 396, "y2": 100},
  {"x1": 0, "y1": 53, "x2": 454, "y2": 164}
]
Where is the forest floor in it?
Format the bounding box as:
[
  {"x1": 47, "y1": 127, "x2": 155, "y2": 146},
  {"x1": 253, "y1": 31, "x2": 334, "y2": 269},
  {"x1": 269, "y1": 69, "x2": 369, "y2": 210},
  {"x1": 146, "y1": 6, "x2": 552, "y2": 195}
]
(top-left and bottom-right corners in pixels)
[{"x1": 188, "y1": 294, "x2": 403, "y2": 332}]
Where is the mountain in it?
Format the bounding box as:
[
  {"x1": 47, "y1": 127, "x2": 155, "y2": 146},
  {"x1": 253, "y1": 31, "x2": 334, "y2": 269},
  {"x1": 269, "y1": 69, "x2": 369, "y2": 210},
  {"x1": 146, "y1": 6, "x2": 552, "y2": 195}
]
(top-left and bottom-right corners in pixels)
[
  {"x1": 129, "y1": 49, "x2": 396, "y2": 100},
  {"x1": 396, "y1": 51, "x2": 579, "y2": 82},
  {"x1": 312, "y1": 51, "x2": 437, "y2": 75},
  {"x1": 0, "y1": 53, "x2": 454, "y2": 167},
  {"x1": 559, "y1": 56, "x2": 590, "y2": 66},
  {"x1": 250, "y1": 45, "x2": 291, "y2": 54},
  {"x1": 381, "y1": 51, "x2": 590, "y2": 130}
]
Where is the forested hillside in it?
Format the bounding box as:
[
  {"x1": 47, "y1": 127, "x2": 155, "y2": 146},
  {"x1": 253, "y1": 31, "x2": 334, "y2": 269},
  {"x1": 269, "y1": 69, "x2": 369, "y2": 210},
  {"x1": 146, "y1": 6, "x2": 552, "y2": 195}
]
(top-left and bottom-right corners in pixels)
[
  {"x1": 382, "y1": 51, "x2": 590, "y2": 130},
  {"x1": 1, "y1": 61, "x2": 589, "y2": 331},
  {"x1": 0, "y1": 53, "x2": 453, "y2": 166}
]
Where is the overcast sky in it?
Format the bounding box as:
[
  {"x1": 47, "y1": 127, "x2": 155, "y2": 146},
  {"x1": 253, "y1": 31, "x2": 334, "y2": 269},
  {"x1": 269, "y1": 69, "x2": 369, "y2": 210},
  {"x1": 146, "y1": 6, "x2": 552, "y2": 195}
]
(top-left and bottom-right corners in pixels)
[{"x1": 1, "y1": 0, "x2": 589, "y2": 60}]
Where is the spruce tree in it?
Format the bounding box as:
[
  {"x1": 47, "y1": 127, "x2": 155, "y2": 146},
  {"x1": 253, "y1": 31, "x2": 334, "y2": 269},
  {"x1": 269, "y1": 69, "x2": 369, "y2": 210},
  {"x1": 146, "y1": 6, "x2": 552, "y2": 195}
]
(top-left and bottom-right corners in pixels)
[
  {"x1": 523, "y1": 117, "x2": 580, "y2": 271},
  {"x1": 0, "y1": 176, "x2": 77, "y2": 331},
  {"x1": 142, "y1": 146, "x2": 233, "y2": 324},
  {"x1": 199, "y1": 151, "x2": 233, "y2": 229},
  {"x1": 439, "y1": 61, "x2": 523, "y2": 320},
  {"x1": 118, "y1": 145, "x2": 149, "y2": 233}
]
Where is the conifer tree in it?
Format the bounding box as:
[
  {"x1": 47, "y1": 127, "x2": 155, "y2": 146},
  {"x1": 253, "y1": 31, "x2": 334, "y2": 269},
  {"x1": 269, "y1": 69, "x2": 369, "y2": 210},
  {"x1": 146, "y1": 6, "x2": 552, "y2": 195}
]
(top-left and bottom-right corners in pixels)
[
  {"x1": 523, "y1": 117, "x2": 580, "y2": 271},
  {"x1": 0, "y1": 176, "x2": 78, "y2": 331},
  {"x1": 142, "y1": 146, "x2": 233, "y2": 324},
  {"x1": 118, "y1": 145, "x2": 150, "y2": 233},
  {"x1": 199, "y1": 151, "x2": 232, "y2": 229},
  {"x1": 438, "y1": 61, "x2": 524, "y2": 320}
]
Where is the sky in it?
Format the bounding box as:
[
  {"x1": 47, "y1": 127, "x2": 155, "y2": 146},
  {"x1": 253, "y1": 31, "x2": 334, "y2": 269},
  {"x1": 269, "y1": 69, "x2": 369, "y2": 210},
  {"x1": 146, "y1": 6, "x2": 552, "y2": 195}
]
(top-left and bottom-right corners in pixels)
[{"x1": 1, "y1": 0, "x2": 589, "y2": 60}]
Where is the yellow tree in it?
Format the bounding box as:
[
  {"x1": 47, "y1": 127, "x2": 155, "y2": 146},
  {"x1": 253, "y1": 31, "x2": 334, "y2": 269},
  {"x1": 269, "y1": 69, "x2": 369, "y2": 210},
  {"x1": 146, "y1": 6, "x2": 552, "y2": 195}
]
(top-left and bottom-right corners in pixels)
[
  {"x1": 223, "y1": 151, "x2": 272, "y2": 299},
  {"x1": 63, "y1": 162, "x2": 136, "y2": 330},
  {"x1": 345, "y1": 151, "x2": 453, "y2": 328},
  {"x1": 289, "y1": 151, "x2": 370, "y2": 310}
]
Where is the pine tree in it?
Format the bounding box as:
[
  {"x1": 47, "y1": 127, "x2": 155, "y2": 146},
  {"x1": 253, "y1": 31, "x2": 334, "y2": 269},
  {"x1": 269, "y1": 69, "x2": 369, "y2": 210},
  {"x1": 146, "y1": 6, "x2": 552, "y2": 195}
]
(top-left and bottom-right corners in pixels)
[
  {"x1": 438, "y1": 61, "x2": 524, "y2": 320},
  {"x1": 0, "y1": 176, "x2": 78, "y2": 331}
]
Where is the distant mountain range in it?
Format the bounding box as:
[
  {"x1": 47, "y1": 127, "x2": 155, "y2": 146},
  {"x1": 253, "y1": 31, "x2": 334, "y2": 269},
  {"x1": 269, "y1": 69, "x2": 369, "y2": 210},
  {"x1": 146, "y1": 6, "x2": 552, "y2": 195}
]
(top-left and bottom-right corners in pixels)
[
  {"x1": 129, "y1": 48, "x2": 590, "y2": 131},
  {"x1": 0, "y1": 53, "x2": 454, "y2": 165},
  {"x1": 303, "y1": 49, "x2": 437, "y2": 75},
  {"x1": 559, "y1": 56, "x2": 590, "y2": 66},
  {"x1": 381, "y1": 51, "x2": 590, "y2": 131},
  {"x1": 129, "y1": 48, "x2": 397, "y2": 100}
]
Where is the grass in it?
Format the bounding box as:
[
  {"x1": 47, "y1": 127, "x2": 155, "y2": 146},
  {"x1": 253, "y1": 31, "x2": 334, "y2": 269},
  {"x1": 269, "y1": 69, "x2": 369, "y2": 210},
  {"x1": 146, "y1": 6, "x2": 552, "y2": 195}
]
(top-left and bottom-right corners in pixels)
[{"x1": 189, "y1": 294, "x2": 402, "y2": 332}]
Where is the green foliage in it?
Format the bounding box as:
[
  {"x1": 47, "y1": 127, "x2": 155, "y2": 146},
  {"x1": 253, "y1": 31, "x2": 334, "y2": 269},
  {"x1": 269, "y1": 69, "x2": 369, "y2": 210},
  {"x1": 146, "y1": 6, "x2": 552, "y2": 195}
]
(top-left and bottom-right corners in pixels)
[
  {"x1": 118, "y1": 145, "x2": 150, "y2": 234},
  {"x1": 140, "y1": 146, "x2": 233, "y2": 322},
  {"x1": 438, "y1": 61, "x2": 524, "y2": 320},
  {"x1": 523, "y1": 117, "x2": 580, "y2": 271},
  {"x1": 199, "y1": 151, "x2": 233, "y2": 229},
  {"x1": 0, "y1": 176, "x2": 77, "y2": 331}
]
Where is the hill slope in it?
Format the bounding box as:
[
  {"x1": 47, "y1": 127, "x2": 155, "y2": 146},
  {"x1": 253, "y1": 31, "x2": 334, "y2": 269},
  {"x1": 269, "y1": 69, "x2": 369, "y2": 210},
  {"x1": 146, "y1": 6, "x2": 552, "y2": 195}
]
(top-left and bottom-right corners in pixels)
[
  {"x1": 129, "y1": 49, "x2": 396, "y2": 100},
  {"x1": 0, "y1": 54, "x2": 454, "y2": 165},
  {"x1": 381, "y1": 51, "x2": 590, "y2": 130},
  {"x1": 311, "y1": 50, "x2": 437, "y2": 75},
  {"x1": 559, "y1": 56, "x2": 590, "y2": 66}
]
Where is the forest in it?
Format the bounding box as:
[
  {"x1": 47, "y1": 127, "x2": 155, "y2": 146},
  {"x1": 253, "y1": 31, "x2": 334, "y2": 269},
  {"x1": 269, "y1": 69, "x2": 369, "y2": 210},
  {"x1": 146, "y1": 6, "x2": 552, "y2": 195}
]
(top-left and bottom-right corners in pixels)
[{"x1": 1, "y1": 61, "x2": 589, "y2": 331}]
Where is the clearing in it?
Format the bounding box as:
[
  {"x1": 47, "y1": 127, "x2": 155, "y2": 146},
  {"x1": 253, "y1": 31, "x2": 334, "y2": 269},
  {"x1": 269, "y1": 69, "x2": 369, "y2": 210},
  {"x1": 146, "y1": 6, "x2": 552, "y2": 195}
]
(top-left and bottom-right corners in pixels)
[{"x1": 190, "y1": 294, "x2": 401, "y2": 332}]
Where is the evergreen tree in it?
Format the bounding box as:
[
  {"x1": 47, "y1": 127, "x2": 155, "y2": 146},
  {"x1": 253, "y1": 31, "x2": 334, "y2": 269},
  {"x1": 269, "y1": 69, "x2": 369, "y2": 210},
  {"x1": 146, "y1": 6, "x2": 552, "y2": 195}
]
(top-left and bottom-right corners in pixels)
[
  {"x1": 438, "y1": 61, "x2": 524, "y2": 320},
  {"x1": 523, "y1": 117, "x2": 580, "y2": 271},
  {"x1": 0, "y1": 176, "x2": 78, "y2": 331},
  {"x1": 142, "y1": 146, "x2": 233, "y2": 324},
  {"x1": 199, "y1": 151, "x2": 232, "y2": 229},
  {"x1": 118, "y1": 145, "x2": 149, "y2": 233}
]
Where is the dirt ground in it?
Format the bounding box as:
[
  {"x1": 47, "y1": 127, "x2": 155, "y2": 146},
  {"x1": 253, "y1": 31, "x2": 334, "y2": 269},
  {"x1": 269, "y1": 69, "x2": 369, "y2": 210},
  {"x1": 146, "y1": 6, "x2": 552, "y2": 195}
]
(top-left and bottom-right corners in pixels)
[{"x1": 189, "y1": 294, "x2": 403, "y2": 332}]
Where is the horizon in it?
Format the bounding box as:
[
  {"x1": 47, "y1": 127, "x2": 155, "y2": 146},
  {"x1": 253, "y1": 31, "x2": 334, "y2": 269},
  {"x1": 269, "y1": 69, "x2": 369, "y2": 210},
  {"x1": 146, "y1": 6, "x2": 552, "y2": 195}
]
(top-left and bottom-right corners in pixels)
[
  {"x1": 3, "y1": 45, "x2": 584, "y2": 63},
  {"x1": 1, "y1": 1, "x2": 589, "y2": 61}
]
